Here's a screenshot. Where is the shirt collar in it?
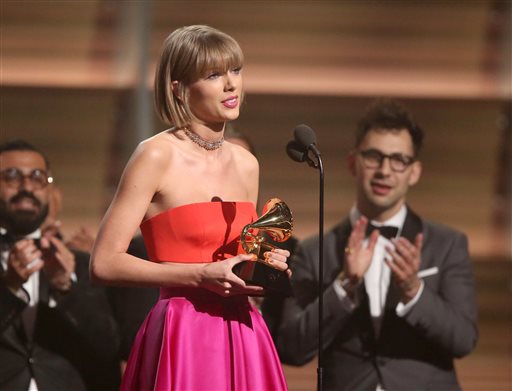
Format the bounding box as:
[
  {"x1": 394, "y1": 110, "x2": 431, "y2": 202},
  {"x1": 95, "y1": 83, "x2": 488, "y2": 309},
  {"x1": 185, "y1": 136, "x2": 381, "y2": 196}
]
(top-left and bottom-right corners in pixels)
[
  {"x1": 24, "y1": 229, "x2": 42, "y2": 240},
  {"x1": 349, "y1": 204, "x2": 407, "y2": 230},
  {"x1": 0, "y1": 227, "x2": 41, "y2": 240}
]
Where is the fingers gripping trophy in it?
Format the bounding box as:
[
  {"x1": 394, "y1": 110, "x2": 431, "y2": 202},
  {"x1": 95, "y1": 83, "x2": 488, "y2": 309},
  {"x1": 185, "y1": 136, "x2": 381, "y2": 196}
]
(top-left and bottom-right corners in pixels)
[{"x1": 233, "y1": 198, "x2": 293, "y2": 296}]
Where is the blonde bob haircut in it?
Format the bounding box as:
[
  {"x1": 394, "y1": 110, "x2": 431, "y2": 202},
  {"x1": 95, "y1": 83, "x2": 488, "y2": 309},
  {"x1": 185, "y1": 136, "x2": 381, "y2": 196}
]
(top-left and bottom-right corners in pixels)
[{"x1": 154, "y1": 25, "x2": 244, "y2": 128}]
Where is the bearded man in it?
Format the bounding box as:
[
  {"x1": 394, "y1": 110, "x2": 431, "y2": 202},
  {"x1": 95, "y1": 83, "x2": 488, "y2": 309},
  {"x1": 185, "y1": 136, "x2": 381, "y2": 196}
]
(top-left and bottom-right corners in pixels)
[{"x1": 0, "y1": 139, "x2": 120, "y2": 391}]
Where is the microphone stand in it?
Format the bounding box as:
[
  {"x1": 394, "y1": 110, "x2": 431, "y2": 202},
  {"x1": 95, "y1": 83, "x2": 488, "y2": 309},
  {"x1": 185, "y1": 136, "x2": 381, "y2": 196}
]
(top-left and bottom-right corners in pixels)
[
  {"x1": 305, "y1": 148, "x2": 324, "y2": 391},
  {"x1": 316, "y1": 152, "x2": 324, "y2": 391},
  {"x1": 288, "y1": 131, "x2": 325, "y2": 391}
]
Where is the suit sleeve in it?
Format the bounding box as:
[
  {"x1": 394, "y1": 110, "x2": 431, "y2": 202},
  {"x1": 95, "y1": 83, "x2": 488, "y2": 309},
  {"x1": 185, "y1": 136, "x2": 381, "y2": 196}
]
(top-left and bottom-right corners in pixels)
[
  {"x1": 403, "y1": 231, "x2": 478, "y2": 357},
  {"x1": 0, "y1": 282, "x2": 27, "y2": 333},
  {"x1": 41, "y1": 251, "x2": 120, "y2": 363},
  {"x1": 276, "y1": 236, "x2": 353, "y2": 366},
  {"x1": 260, "y1": 236, "x2": 300, "y2": 343}
]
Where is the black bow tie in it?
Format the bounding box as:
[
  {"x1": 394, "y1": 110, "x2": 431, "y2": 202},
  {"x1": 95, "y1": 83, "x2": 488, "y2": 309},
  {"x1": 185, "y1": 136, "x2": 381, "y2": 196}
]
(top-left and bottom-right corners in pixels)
[{"x1": 366, "y1": 223, "x2": 399, "y2": 240}]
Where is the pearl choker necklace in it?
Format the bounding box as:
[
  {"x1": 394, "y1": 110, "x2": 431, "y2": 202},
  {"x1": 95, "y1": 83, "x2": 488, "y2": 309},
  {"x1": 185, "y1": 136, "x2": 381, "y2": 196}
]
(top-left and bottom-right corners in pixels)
[{"x1": 183, "y1": 128, "x2": 224, "y2": 151}]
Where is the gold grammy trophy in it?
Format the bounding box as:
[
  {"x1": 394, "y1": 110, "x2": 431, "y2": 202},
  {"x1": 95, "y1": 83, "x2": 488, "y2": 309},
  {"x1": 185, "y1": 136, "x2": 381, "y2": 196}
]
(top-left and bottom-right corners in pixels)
[{"x1": 233, "y1": 198, "x2": 293, "y2": 296}]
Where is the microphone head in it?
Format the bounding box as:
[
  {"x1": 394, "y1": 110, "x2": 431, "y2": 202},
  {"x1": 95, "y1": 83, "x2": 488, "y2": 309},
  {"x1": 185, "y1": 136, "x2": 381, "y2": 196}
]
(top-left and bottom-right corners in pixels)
[
  {"x1": 286, "y1": 140, "x2": 307, "y2": 163},
  {"x1": 294, "y1": 124, "x2": 316, "y2": 148}
]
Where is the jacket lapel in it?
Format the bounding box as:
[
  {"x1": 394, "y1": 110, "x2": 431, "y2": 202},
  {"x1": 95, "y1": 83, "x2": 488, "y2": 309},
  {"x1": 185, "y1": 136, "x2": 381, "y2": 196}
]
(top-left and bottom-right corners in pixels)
[
  {"x1": 38, "y1": 269, "x2": 50, "y2": 305},
  {"x1": 1, "y1": 315, "x2": 28, "y2": 355},
  {"x1": 400, "y1": 206, "x2": 423, "y2": 244},
  {"x1": 383, "y1": 207, "x2": 424, "y2": 311},
  {"x1": 0, "y1": 252, "x2": 28, "y2": 354}
]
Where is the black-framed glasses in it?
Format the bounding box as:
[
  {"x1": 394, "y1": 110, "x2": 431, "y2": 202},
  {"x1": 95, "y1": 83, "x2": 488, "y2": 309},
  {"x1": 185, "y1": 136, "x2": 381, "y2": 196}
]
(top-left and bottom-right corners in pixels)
[
  {"x1": 0, "y1": 168, "x2": 53, "y2": 189},
  {"x1": 359, "y1": 149, "x2": 415, "y2": 172}
]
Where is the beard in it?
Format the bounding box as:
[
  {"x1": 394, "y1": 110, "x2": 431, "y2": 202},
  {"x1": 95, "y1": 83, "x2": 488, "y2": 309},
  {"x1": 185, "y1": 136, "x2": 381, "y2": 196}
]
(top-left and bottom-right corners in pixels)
[{"x1": 0, "y1": 190, "x2": 49, "y2": 236}]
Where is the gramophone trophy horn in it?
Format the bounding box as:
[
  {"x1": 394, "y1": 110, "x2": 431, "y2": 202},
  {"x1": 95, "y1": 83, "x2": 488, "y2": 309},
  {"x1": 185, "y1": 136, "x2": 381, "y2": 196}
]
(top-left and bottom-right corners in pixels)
[{"x1": 233, "y1": 198, "x2": 293, "y2": 296}]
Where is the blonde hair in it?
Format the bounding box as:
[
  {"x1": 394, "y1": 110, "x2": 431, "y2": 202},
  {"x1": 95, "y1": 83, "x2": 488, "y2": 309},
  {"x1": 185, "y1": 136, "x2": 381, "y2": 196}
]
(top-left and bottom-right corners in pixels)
[{"x1": 154, "y1": 25, "x2": 244, "y2": 128}]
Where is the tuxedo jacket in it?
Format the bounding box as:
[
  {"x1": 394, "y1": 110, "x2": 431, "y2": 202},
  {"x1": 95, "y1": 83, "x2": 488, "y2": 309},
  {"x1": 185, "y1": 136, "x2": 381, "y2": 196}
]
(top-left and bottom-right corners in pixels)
[
  {"x1": 0, "y1": 250, "x2": 120, "y2": 391},
  {"x1": 277, "y1": 208, "x2": 478, "y2": 391}
]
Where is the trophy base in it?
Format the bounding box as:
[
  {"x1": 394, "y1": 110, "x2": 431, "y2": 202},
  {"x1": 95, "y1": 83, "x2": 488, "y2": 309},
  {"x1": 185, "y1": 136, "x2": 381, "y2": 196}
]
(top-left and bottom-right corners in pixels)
[{"x1": 233, "y1": 260, "x2": 292, "y2": 296}]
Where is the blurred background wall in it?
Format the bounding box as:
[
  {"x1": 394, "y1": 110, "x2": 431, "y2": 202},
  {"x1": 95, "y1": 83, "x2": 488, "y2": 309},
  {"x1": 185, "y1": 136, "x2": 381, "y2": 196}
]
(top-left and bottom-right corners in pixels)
[
  {"x1": 2, "y1": 0, "x2": 510, "y2": 255},
  {"x1": 1, "y1": 1, "x2": 511, "y2": 389}
]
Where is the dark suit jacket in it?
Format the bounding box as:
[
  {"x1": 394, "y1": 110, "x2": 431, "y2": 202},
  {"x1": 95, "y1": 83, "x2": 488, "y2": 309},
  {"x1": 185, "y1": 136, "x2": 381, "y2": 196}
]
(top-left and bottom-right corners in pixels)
[
  {"x1": 277, "y1": 208, "x2": 478, "y2": 391},
  {"x1": 261, "y1": 235, "x2": 299, "y2": 342},
  {"x1": 0, "y1": 250, "x2": 121, "y2": 391}
]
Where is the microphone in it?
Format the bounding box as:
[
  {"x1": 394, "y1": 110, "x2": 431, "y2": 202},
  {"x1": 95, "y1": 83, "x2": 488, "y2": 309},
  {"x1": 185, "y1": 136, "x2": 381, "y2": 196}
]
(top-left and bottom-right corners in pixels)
[
  {"x1": 286, "y1": 140, "x2": 307, "y2": 163},
  {"x1": 286, "y1": 140, "x2": 318, "y2": 168},
  {"x1": 287, "y1": 140, "x2": 319, "y2": 168},
  {"x1": 294, "y1": 124, "x2": 321, "y2": 157}
]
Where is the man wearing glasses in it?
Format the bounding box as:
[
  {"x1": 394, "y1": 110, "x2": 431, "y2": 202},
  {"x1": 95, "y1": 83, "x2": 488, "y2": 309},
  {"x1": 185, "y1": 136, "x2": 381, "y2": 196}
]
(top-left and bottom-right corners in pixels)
[
  {"x1": 0, "y1": 140, "x2": 120, "y2": 390},
  {"x1": 277, "y1": 99, "x2": 478, "y2": 390}
]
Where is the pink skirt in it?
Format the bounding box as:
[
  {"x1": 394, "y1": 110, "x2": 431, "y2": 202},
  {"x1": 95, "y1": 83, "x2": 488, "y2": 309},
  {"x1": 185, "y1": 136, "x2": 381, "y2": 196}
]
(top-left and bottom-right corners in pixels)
[{"x1": 120, "y1": 288, "x2": 287, "y2": 391}]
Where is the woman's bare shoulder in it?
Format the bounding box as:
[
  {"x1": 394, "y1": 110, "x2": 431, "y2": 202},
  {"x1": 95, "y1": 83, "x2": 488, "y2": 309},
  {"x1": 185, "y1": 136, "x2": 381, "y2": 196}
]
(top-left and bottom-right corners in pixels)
[{"x1": 131, "y1": 130, "x2": 178, "y2": 165}]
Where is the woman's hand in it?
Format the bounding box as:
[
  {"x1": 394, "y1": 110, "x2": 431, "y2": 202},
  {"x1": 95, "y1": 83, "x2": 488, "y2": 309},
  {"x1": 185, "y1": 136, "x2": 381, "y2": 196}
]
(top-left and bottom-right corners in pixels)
[
  {"x1": 199, "y1": 248, "x2": 291, "y2": 297},
  {"x1": 263, "y1": 248, "x2": 291, "y2": 278},
  {"x1": 200, "y1": 253, "x2": 260, "y2": 296}
]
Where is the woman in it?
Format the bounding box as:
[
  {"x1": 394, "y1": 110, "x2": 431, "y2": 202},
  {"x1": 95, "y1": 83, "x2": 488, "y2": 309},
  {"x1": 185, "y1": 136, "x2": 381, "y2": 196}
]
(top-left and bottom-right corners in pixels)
[{"x1": 90, "y1": 25, "x2": 289, "y2": 390}]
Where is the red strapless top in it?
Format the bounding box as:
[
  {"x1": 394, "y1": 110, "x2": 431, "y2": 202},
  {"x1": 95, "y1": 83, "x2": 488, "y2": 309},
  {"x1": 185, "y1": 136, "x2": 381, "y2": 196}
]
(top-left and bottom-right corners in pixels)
[{"x1": 140, "y1": 201, "x2": 257, "y2": 263}]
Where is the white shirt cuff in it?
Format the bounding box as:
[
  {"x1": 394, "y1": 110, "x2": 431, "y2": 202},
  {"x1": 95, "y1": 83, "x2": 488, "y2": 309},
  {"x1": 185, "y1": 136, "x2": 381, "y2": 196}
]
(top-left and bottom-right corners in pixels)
[
  {"x1": 396, "y1": 280, "x2": 424, "y2": 317},
  {"x1": 49, "y1": 272, "x2": 77, "y2": 308}
]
